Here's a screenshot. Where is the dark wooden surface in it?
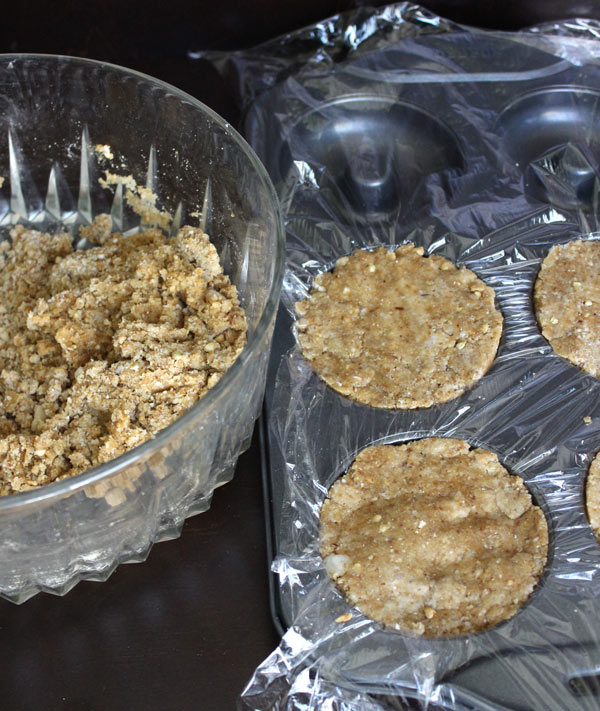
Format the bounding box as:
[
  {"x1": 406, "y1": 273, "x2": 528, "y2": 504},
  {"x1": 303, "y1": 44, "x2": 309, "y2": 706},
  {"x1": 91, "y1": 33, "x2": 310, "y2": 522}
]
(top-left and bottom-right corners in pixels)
[
  {"x1": 0, "y1": 432, "x2": 279, "y2": 711},
  {"x1": 2, "y1": 2, "x2": 600, "y2": 710}
]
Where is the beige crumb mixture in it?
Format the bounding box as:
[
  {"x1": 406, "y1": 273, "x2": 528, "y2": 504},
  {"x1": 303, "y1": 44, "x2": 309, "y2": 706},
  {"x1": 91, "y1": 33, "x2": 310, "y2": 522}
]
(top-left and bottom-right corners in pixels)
[
  {"x1": 94, "y1": 144, "x2": 114, "y2": 161},
  {"x1": 296, "y1": 245, "x2": 502, "y2": 409},
  {"x1": 534, "y1": 239, "x2": 600, "y2": 377},
  {"x1": 320, "y1": 438, "x2": 548, "y2": 638},
  {"x1": 586, "y1": 452, "x2": 600, "y2": 540},
  {"x1": 99, "y1": 172, "x2": 172, "y2": 231},
  {"x1": 0, "y1": 222, "x2": 246, "y2": 495}
]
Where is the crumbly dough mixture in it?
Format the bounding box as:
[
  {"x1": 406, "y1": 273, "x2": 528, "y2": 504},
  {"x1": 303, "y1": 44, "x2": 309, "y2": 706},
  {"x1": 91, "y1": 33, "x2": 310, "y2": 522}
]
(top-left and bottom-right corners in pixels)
[
  {"x1": 0, "y1": 222, "x2": 246, "y2": 495},
  {"x1": 296, "y1": 245, "x2": 502, "y2": 409},
  {"x1": 586, "y1": 451, "x2": 600, "y2": 540},
  {"x1": 320, "y1": 438, "x2": 548, "y2": 637},
  {"x1": 534, "y1": 239, "x2": 600, "y2": 377}
]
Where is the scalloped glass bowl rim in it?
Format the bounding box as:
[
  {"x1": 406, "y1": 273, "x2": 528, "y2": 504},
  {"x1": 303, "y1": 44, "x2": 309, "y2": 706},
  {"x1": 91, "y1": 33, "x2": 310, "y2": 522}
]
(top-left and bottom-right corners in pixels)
[{"x1": 0, "y1": 53, "x2": 285, "y2": 510}]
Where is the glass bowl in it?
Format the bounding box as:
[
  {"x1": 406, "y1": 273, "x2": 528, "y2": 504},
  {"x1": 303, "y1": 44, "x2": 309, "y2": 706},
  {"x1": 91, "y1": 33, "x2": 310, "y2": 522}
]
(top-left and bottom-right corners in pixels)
[{"x1": 0, "y1": 54, "x2": 284, "y2": 603}]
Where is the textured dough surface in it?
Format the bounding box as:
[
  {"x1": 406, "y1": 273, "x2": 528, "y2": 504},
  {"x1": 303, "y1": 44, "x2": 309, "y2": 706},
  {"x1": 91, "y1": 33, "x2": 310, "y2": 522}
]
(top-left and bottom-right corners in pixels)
[
  {"x1": 296, "y1": 245, "x2": 502, "y2": 409},
  {"x1": 586, "y1": 451, "x2": 600, "y2": 540},
  {"x1": 535, "y1": 239, "x2": 600, "y2": 377},
  {"x1": 320, "y1": 438, "x2": 548, "y2": 637},
  {"x1": 0, "y1": 223, "x2": 246, "y2": 495}
]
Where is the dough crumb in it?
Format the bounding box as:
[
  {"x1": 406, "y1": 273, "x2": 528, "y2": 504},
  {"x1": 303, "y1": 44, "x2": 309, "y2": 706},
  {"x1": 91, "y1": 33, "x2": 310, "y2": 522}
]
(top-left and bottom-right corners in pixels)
[
  {"x1": 79, "y1": 213, "x2": 113, "y2": 245},
  {"x1": 99, "y1": 172, "x2": 172, "y2": 231},
  {"x1": 94, "y1": 144, "x2": 114, "y2": 161}
]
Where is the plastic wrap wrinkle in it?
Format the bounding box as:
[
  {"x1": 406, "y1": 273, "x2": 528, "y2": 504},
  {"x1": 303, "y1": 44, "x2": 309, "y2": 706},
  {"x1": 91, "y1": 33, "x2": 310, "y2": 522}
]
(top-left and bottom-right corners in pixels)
[
  {"x1": 188, "y1": 3, "x2": 462, "y2": 117},
  {"x1": 528, "y1": 17, "x2": 600, "y2": 40},
  {"x1": 220, "y1": 4, "x2": 600, "y2": 711}
]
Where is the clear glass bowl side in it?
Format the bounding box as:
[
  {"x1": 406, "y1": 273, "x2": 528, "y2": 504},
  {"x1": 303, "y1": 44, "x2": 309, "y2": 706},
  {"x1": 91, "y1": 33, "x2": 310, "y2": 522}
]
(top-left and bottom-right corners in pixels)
[
  {"x1": 0, "y1": 55, "x2": 283, "y2": 602},
  {"x1": 0, "y1": 316, "x2": 276, "y2": 602}
]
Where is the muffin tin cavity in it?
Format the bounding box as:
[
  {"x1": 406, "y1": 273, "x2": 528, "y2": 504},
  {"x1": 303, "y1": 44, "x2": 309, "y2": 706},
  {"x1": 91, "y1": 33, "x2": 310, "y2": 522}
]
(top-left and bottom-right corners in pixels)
[
  {"x1": 281, "y1": 96, "x2": 464, "y2": 220},
  {"x1": 498, "y1": 88, "x2": 600, "y2": 209}
]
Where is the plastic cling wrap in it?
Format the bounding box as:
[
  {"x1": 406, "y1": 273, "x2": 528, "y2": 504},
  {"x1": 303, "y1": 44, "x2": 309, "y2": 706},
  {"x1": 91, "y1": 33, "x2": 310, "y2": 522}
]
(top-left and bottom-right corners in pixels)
[{"x1": 216, "y1": 4, "x2": 600, "y2": 709}]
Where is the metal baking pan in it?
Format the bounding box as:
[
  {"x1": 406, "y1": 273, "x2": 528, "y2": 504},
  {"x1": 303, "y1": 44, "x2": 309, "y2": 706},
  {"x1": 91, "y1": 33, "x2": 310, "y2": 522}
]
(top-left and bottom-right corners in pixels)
[{"x1": 249, "y1": 29, "x2": 600, "y2": 711}]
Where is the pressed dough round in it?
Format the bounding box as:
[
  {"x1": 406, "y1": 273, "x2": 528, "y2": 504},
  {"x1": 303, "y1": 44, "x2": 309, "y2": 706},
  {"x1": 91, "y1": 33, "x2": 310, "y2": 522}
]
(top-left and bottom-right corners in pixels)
[
  {"x1": 295, "y1": 245, "x2": 502, "y2": 409},
  {"x1": 586, "y1": 451, "x2": 600, "y2": 541},
  {"x1": 320, "y1": 438, "x2": 548, "y2": 638},
  {"x1": 534, "y1": 239, "x2": 600, "y2": 377}
]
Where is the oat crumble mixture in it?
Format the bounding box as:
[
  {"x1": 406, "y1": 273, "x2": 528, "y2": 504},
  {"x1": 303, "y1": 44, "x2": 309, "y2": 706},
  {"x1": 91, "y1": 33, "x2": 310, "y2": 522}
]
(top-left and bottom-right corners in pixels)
[
  {"x1": 0, "y1": 220, "x2": 246, "y2": 495},
  {"x1": 320, "y1": 438, "x2": 548, "y2": 637}
]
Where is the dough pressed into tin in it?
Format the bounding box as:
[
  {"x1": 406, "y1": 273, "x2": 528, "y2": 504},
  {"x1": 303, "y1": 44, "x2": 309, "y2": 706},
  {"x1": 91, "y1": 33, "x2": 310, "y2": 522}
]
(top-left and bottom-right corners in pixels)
[
  {"x1": 534, "y1": 239, "x2": 600, "y2": 377},
  {"x1": 586, "y1": 451, "x2": 600, "y2": 541},
  {"x1": 320, "y1": 438, "x2": 548, "y2": 638},
  {"x1": 295, "y1": 244, "x2": 502, "y2": 409}
]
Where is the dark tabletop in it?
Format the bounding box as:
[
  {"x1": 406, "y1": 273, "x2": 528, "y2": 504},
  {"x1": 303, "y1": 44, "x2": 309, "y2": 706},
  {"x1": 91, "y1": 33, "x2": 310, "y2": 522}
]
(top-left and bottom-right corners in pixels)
[
  {"x1": 0, "y1": 432, "x2": 278, "y2": 711},
  {"x1": 2, "y1": 2, "x2": 600, "y2": 710}
]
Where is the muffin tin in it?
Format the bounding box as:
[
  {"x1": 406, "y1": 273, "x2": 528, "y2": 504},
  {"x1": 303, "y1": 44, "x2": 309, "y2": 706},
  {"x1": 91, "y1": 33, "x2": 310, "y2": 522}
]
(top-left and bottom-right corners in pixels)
[{"x1": 245, "y1": 25, "x2": 600, "y2": 711}]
